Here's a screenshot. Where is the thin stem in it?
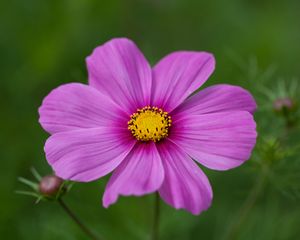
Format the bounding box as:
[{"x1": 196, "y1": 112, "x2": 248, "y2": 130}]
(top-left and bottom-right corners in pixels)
[
  {"x1": 152, "y1": 192, "x2": 160, "y2": 240},
  {"x1": 223, "y1": 172, "x2": 267, "y2": 240},
  {"x1": 58, "y1": 198, "x2": 102, "y2": 240},
  {"x1": 223, "y1": 106, "x2": 293, "y2": 240}
]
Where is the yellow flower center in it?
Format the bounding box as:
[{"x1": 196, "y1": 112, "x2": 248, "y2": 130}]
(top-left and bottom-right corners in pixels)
[{"x1": 128, "y1": 106, "x2": 172, "y2": 142}]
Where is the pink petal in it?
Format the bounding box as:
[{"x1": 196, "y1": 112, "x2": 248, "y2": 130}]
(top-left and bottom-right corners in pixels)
[
  {"x1": 157, "y1": 140, "x2": 213, "y2": 215},
  {"x1": 103, "y1": 142, "x2": 164, "y2": 207},
  {"x1": 170, "y1": 111, "x2": 257, "y2": 170},
  {"x1": 39, "y1": 83, "x2": 128, "y2": 134},
  {"x1": 172, "y1": 84, "x2": 257, "y2": 116},
  {"x1": 86, "y1": 38, "x2": 152, "y2": 114},
  {"x1": 151, "y1": 51, "x2": 215, "y2": 112},
  {"x1": 45, "y1": 127, "x2": 135, "y2": 182}
]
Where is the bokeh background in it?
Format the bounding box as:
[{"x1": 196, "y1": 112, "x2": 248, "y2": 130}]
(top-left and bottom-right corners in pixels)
[{"x1": 1, "y1": 0, "x2": 300, "y2": 239}]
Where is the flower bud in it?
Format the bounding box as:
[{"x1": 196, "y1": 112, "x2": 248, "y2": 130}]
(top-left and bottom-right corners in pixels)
[
  {"x1": 273, "y1": 98, "x2": 295, "y2": 113},
  {"x1": 39, "y1": 175, "x2": 64, "y2": 197}
]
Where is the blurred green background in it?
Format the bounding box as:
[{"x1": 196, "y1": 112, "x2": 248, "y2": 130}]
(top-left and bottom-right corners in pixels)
[{"x1": 1, "y1": 0, "x2": 300, "y2": 239}]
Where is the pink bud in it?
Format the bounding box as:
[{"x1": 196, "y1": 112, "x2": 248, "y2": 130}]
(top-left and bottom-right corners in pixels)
[
  {"x1": 39, "y1": 175, "x2": 64, "y2": 197},
  {"x1": 273, "y1": 98, "x2": 294, "y2": 112}
]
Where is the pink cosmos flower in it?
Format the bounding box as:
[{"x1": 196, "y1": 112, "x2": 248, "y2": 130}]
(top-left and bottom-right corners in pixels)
[{"x1": 39, "y1": 38, "x2": 257, "y2": 215}]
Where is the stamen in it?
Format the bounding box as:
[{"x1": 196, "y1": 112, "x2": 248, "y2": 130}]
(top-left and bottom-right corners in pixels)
[{"x1": 128, "y1": 106, "x2": 172, "y2": 142}]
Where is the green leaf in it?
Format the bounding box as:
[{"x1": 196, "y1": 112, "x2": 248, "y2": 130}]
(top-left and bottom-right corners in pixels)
[
  {"x1": 18, "y1": 177, "x2": 39, "y2": 191},
  {"x1": 15, "y1": 190, "x2": 40, "y2": 198},
  {"x1": 30, "y1": 167, "x2": 42, "y2": 181}
]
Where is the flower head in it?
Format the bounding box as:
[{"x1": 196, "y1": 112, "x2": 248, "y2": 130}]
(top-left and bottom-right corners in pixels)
[{"x1": 39, "y1": 38, "x2": 257, "y2": 215}]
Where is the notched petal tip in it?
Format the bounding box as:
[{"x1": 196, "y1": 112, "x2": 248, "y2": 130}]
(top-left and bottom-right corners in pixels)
[
  {"x1": 151, "y1": 51, "x2": 216, "y2": 112},
  {"x1": 172, "y1": 84, "x2": 257, "y2": 117},
  {"x1": 86, "y1": 37, "x2": 152, "y2": 113},
  {"x1": 102, "y1": 194, "x2": 117, "y2": 209},
  {"x1": 157, "y1": 140, "x2": 213, "y2": 215},
  {"x1": 102, "y1": 143, "x2": 164, "y2": 208},
  {"x1": 85, "y1": 37, "x2": 134, "y2": 62},
  {"x1": 170, "y1": 110, "x2": 257, "y2": 171},
  {"x1": 44, "y1": 128, "x2": 135, "y2": 183},
  {"x1": 38, "y1": 83, "x2": 128, "y2": 135}
]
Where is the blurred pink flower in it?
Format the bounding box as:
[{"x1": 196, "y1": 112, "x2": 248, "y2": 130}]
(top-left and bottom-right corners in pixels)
[{"x1": 39, "y1": 38, "x2": 257, "y2": 215}]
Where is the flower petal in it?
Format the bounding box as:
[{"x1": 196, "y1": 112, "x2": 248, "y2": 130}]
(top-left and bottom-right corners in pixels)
[
  {"x1": 157, "y1": 140, "x2": 213, "y2": 215},
  {"x1": 45, "y1": 127, "x2": 135, "y2": 182},
  {"x1": 86, "y1": 38, "x2": 152, "y2": 114},
  {"x1": 39, "y1": 83, "x2": 128, "y2": 134},
  {"x1": 172, "y1": 84, "x2": 257, "y2": 116},
  {"x1": 103, "y1": 142, "x2": 164, "y2": 207},
  {"x1": 170, "y1": 111, "x2": 257, "y2": 170},
  {"x1": 151, "y1": 51, "x2": 215, "y2": 112}
]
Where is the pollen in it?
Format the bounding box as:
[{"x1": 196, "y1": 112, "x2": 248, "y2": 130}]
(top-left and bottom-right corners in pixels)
[{"x1": 128, "y1": 106, "x2": 172, "y2": 142}]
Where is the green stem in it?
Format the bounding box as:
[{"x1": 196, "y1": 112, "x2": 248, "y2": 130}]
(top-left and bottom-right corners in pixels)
[
  {"x1": 152, "y1": 192, "x2": 160, "y2": 240},
  {"x1": 58, "y1": 198, "x2": 102, "y2": 240},
  {"x1": 223, "y1": 172, "x2": 267, "y2": 240}
]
